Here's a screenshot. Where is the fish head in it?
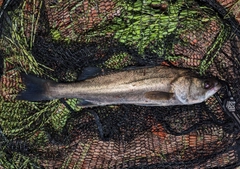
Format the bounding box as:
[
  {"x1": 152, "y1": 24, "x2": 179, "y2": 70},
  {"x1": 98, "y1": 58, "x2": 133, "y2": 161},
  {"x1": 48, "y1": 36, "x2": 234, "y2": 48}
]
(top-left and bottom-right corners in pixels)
[{"x1": 173, "y1": 76, "x2": 222, "y2": 104}]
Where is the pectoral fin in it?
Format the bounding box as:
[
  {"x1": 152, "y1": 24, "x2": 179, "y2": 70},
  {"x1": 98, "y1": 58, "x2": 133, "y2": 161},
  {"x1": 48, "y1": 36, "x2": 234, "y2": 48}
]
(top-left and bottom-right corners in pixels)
[{"x1": 144, "y1": 91, "x2": 174, "y2": 100}]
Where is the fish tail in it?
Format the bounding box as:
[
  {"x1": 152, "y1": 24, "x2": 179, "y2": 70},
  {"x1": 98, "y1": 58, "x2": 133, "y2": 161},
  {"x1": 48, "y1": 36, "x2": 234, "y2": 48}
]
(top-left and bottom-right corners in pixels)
[{"x1": 17, "y1": 73, "x2": 54, "y2": 101}]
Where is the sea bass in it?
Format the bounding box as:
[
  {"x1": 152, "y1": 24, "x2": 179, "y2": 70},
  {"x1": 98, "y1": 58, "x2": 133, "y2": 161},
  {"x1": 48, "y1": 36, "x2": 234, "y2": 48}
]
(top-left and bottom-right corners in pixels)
[{"x1": 17, "y1": 66, "x2": 222, "y2": 107}]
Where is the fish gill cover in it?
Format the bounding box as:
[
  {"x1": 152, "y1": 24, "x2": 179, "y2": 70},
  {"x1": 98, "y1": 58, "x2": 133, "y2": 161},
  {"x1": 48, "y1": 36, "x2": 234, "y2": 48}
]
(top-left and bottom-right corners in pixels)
[{"x1": 0, "y1": 0, "x2": 240, "y2": 168}]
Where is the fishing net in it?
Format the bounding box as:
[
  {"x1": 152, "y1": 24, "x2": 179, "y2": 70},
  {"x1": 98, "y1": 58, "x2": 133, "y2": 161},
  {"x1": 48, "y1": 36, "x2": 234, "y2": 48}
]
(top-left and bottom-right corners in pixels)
[{"x1": 0, "y1": 0, "x2": 240, "y2": 168}]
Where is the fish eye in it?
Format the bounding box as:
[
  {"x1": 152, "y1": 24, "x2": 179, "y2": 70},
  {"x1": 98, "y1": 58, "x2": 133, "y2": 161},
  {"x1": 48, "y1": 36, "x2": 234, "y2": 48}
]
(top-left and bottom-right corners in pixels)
[{"x1": 203, "y1": 80, "x2": 213, "y2": 89}]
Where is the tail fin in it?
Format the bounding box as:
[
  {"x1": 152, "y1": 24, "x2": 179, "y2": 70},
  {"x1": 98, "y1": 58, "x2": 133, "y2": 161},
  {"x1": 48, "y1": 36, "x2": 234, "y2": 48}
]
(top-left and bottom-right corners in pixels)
[{"x1": 17, "y1": 73, "x2": 54, "y2": 101}]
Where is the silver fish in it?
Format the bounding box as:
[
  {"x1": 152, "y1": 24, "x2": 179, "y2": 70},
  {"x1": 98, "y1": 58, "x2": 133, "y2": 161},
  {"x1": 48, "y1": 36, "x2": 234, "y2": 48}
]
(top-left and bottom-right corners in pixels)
[{"x1": 17, "y1": 66, "x2": 222, "y2": 107}]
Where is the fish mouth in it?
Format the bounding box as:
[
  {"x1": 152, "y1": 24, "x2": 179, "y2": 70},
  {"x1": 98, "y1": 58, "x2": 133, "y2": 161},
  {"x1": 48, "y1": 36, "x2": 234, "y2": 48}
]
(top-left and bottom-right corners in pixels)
[
  {"x1": 213, "y1": 87, "x2": 220, "y2": 92},
  {"x1": 212, "y1": 81, "x2": 222, "y2": 92}
]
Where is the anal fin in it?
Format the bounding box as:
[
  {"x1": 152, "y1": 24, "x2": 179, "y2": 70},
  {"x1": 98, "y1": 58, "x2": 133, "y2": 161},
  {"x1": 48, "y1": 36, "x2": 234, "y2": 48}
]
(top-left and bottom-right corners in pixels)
[{"x1": 77, "y1": 99, "x2": 96, "y2": 107}]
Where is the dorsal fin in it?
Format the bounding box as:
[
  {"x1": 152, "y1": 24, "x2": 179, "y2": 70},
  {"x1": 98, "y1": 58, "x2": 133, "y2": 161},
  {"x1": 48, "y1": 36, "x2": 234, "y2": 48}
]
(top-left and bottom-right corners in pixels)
[{"x1": 78, "y1": 67, "x2": 103, "y2": 81}]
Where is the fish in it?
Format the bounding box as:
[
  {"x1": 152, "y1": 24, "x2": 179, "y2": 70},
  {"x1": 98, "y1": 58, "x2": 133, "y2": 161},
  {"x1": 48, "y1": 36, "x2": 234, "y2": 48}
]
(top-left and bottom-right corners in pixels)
[{"x1": 17, "y1": 66, "x2": 222, "y2": 107}]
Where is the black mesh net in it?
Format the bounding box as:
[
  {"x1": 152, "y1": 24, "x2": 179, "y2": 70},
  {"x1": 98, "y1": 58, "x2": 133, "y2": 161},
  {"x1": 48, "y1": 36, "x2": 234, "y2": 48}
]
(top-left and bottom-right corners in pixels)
[{"x1": 0, "y1": 0, "x2": 240, "y2": 168}]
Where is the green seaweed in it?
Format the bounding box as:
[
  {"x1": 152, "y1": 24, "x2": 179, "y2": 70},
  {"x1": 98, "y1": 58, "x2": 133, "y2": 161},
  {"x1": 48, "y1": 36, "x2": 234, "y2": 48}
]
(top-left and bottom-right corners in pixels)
[
  {"x1": 104, "y1": 0, "x2": 200, "y2": 55},
  {"x1": 50, "y1": 101, "x2": 71, "y2": 132},
  {"x1": 103, "y1": 52, "x2": 133, "y2": 69},
  {"x1": 199, "y1": 23, "x2": 231, "y2": 75},
  {"x1": 2, "y1": 1, "x2": 47, "y2": 75},
  {"x1": 0, "y1": 152, "x2": 40, "y2": 169}
]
